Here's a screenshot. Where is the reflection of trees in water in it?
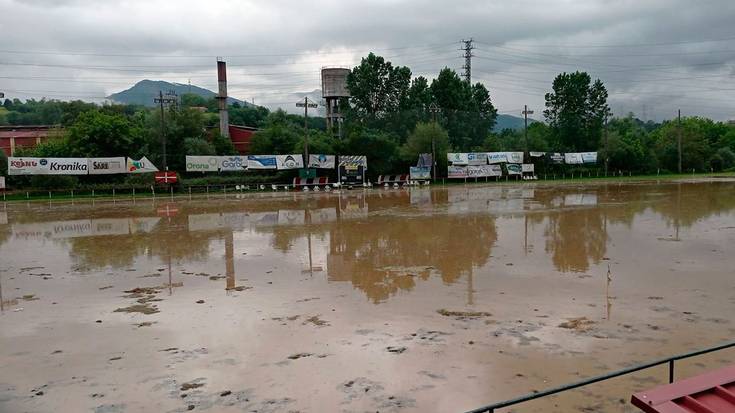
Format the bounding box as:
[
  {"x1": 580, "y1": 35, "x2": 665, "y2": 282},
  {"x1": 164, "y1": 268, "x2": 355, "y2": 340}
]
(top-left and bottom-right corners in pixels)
[
  {"x1": 648, "y1": 182, "x2": 735, "y2": 228},
  {"x1": 68, "y1": 216, "x2": 213, "y2": 270},
  {"x1": 327, "y1": 214, "x2": 497, "y2": 303},
  {"x1": 543, "y1": 208, "x2": 607, "y2": 273}
]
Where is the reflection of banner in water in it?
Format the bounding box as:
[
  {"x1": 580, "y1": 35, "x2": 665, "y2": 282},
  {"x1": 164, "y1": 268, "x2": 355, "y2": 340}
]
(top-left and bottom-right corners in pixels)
[
  {"x1": 409, "y1": 166, "x2": 431, "y2": 179},
  {"x1": 409, "y1": 188, "x2": 432, "y2": 206},
  {"x1": 0, "y1": 176, "x2": 4, "y2": 189},
  {"x1": 507, "y1": 164, "x2": 522, "y2": 175},
  {"x1": 278, "y1": 209, "x2": 306, "y2": 225},
  {"x1": 308, "y1": 154, "x2": 336, "y2": 169},
  {"x1": 88, "y1": 157, "x2": 126, "y2": 175},
  {"x1": 581, "y1": 152, "x2": 598, "y2": 164},
  {"x1": 339, "y1": 196, "x2": 368, "y2": 219},
  {"x1": 187, "y1": 213, "x2": 251, "y2": 232},
  {"x1": 248, "y1": 212, "x2": 279, "y2": 226},
  {"x1": 247, "y1": 155, "x2": 277, "y2": 169},
  {"x1": 564, "y1": 153, "x2": 584, "y2": 165},
  {"x1": 564, "y1": 193, "x2": 598, "y2": 206},
  {"x1": 448, "y1": 165, "x2": 468, "y2": 178},
  {"x1": 447, "y1": 153, "x2": 468, "y2": 165},
  {"x1": 12, "y1": 217, "x2": 159, "y2": 239},
  {"x1": 129, "y1": 217, "x2": 161, "y2": 234},
  {"x1": 309, "y1": 208, "x2": 338, "y2": 224},
  {"x1": 276, "y1": 154, "x2": 304, "y2": 170}
]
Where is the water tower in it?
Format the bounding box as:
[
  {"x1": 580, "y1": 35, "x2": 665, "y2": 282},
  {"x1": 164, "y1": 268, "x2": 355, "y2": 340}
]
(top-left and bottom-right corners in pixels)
[{"x1": 321, "y1": 67, "x2": 350, "y2": 134}]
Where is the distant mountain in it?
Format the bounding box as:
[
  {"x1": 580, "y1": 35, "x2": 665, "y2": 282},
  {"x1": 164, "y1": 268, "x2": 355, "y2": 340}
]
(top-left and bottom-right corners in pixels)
[
  {"x1": 493, "y1": 114, "x2": 536, "y2": 132},
  {"x1": 108, "y1": 80, "x2": 245, "y2": 107}
]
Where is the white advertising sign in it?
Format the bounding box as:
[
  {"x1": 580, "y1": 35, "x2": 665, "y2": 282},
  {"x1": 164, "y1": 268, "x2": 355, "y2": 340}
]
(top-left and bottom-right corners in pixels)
[
  {"x1": 507, "y1": 164, "x2": 522, "y2": 175},
  {"x1": 276, "y1": 154, "x2": 304, "y2": 170},
  {"x1": 581, "y1": 152, "x2": 598, "y2": 164},
  {"x1": 506, "y1": 152, "x2": 524, "y2": 164},
  {"x1": 127, "y1": 156, "x2": 159, "y2": 173},
  {"x1": 8, "y1": 157, "x2": 47, "y2": 175},
  {"x1": 564, "y1": 153, "x2": 584, "y2": 165},
  {"x1": 219, "y1": 156, "x2": 248, "y2": 172},
  {"x1": 529, "y1": 151, "x2": 546, "y2": 157},
  {"x1": 487, "y1": 152, "x2": 508, "y2": 164},
  {"x1": 467, "y1": 165, "x2": 502, "y2": 177},
  {"x1": 448, "y1": 165, "x2": 468, "y2": 178},
  {"x1": 43, "y1": 158, "x2": 88, "y2": 175},
  {"x1": 467, "y1": 153, "x2": 488, "y2": 165},
  {"x1": 308, "y1": 154, "x2": 336, "y2": 169},
  {"x1": 88, "y1": 157, "x2": 126, "y2": 175},
  {"x1": 447, "y1": 153, "x2": 469, "y2": 165},
  {"x1": 186, "y1": 156, "x2": 220, "y2": 172},
  {"x1": 522, "y1": 163, "x2": 535, "y2": 173}
]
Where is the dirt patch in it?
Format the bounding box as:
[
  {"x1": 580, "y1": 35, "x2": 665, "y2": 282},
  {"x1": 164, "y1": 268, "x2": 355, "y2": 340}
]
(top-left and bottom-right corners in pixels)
[
  {"x1": 437, "y1": 309, "x2": 491, "y2": 319},
  {"x1": 287, "y1": 353, "x2": 313, "y2": 360},
  {"x1": 180, "y1": 382, "x2": 205, "y2": 391},
  {"x1": 226, "y1": 286, "x2": 251, "y2": 292},
  {"x1": 114, "y1": 304, "x2": 159, "y2": 315},
  {"x1": 20, "y1": 294, "x2": 39, "y2": 301},
  {"x1": 303, "y1": 315, "x2": 329, "y2": 327},
  {"x1": 386, "y1": 346, "x2": 407, "y2": 354},
  {"x1": 559, "y1": 317, "x2": 596, "y2": 332}
]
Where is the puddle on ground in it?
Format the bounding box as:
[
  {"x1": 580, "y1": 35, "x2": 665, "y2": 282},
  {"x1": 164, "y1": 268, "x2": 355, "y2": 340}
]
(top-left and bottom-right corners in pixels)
[{"x1": 1, "y1": 179, "x2": 734, "y2": 412}]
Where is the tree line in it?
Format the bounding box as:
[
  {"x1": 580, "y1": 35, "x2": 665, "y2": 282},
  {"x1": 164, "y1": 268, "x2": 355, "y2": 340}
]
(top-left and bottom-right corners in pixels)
[{"x1": 2, "y1": 52, "x2": 735, "y2": 189}]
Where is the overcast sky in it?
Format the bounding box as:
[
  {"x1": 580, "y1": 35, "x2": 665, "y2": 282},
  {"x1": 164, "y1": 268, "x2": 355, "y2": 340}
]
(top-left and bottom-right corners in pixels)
[{"x1": 1, "y1": 0, "x2": 735, "y2": 121}]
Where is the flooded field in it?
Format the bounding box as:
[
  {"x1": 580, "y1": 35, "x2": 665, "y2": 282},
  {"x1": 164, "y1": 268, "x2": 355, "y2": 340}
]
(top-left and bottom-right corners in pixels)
[{"x1": 1, "y1": 179, "x2": 734, "y2": 413}]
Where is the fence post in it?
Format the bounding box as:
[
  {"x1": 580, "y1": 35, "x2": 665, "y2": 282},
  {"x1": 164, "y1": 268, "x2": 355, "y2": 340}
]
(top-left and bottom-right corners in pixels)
[
  {"x1": 48, "y1": 191, "x2": 51, "y2": 200},
  {"x1": 71, "y1": 189, "x2": 74, "y2": 199},
  {"x1": 189, "y1": 186, "x2": 192, "y2": 200},
  {"x1": 92, "y1": 189, "x2": 95, "y2": 198},
  {"x1": 26, "y1": 192, "x2": 29, "y2": 199},
  {"x1": 669, "y1": 360, "x2": 675, "y2": 383},
  {"x1": 113, "y1": 188, "x2": 115, "y2": 199},
  {"x1": 170, "y1": 186, "x2": 173, "y2": 200}
]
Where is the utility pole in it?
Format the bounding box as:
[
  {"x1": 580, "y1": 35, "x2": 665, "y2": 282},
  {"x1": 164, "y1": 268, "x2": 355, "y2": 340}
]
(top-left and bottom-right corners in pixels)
[
  {"x1": 522, "y1": 105, "x2": 534, "y2": 154},
  {"x1": 429, "y1": 103, "x2": 441, "y2": 180},
  {"x1": 461, "y1": 38, "x2": 475, "y2": 83},
  {"x1": 604, "y1": 114, "x2": 609, "y2": 177},
  {"x1": 677, "y1": 109, "x2": 682, "y2": 174},
  {"x1": 296, "y1": 97, "x2": 318, "y2": 165},
  {"x1": 154, "y1": 91, "x2": 177, "y2": 170}
]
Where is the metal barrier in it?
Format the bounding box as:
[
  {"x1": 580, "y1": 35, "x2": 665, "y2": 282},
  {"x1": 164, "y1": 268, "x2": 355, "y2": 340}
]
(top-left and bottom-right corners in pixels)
[{"x1": 466, "y1": 340, "x2": 735, "y2": 413}]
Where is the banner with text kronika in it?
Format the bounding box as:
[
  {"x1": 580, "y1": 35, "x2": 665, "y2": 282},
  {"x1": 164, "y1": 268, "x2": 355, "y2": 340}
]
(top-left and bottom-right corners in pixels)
[
  {"x1": 448, "y1": 165, "x2": 468, "y2": 178},
  {"x1": 127, "y1": 156, "x2": 159, "y2": 173},
  {"x1": 185, "y1": 156, "x2": 220, "y2": 172},
  {"x1": 8, "y1": 157, "x2": 46, "y2": 175},
  {"x1": 276, "y1": 154, "x2": 304, "y2": 170},
  {"x1": 36, "y1": 158, "x2": 88, "y2": 175},
  {"x1": 219, "y1": 156, "x2": 248, "y2": 172},
  {"x1": 88, "y1": 157, "x2": 126, "y2": 175},
  {"x1": 247, "y1": 155, "x2": 277, "y2": 169},
  {"x1": 308, "y1": 154, "x2": 336, "y2": 169}
]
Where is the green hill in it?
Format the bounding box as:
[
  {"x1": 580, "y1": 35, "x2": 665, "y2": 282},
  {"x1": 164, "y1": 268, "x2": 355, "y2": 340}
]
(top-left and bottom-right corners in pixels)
[
  {"x1": 493, "y1": 114, "x2": 538, "y2": 132},
  {"x1": 108, "y1": 80, "x2": 245, "y2": 107}
]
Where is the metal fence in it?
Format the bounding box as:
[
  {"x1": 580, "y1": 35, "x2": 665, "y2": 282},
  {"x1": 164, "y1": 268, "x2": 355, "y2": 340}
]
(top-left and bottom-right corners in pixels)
[{"x1": 466, "y1": 340, "x2": 735, "y2": 413}]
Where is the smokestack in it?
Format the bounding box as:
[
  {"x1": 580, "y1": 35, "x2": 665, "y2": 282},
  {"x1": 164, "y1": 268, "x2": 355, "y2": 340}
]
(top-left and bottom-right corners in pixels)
[{"x1": 217, "y1": 59, "x2": 230, "y2": 138}]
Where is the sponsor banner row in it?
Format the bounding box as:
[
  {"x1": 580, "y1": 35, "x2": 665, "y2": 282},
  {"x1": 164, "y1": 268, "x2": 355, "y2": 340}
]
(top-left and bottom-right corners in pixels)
[
  {"x1": 448, "y1": 164, "x2": 503, "y2": 178},
  {"x1": 186, "y1": 156, "x2": 248, "y2": 172},
  {"x1": 448, "y1": 152, "x2": 525, "y2": 165},
  {"x1": 564, "y1": 152, "x2": 598, "y2": 165},
  {"x1": 8, "y1": 157, "x2": 158, "y2": 176}
]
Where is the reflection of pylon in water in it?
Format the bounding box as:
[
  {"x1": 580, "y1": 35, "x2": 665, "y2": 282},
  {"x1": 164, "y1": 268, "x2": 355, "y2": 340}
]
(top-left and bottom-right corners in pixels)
[{"x1": 605, "y1": 264, "x2": 613, "y2": 320}]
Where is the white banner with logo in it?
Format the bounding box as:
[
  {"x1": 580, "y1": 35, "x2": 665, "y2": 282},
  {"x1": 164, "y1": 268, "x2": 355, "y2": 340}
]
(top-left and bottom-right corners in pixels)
[
  {"x1": 581, "y1": 152, "x2": 598, "y2": 164},
  {"x1": 467, "y1": 153, "x2": 488, "y2": 165},
  {"x1": 0, "y1": 176, "x2": 5, "y2": 190},
  {"x1": 43, "y1": 158, "x2": 88, "y2": 175},
  {"x1": 529, "y1": 151, "x2": 546, "y2": 157},
  {"x1": 8, "y1": 157, "x2": 46, "y2": 175},
  {"x1": 409, "y1": 166, "x2": 431, "y2": 180},
  {"x1": 88, "y1": 157, "x2": 126, "y2": 175},
  {"x1": 507, "y1": 164, "x2": 522, "y2": 175},
  {"x1": 448, "y1": 165, "x2": 468, "y2": 178},
  {"x1": 506, "y1": 152, "x2": 524, "y2": 164},
  {"x1": 219, "y1": 156, "x2": 248, "y2": 172},
  {"x1": 564, "y1": 153, "x2": 584, "y2": 165},
  {"x1": 127, "y1": 156, "x2": 159, "y2": 173},
  {"x1": 308, "y1": 154, "x2": 336, "y2": 169},
  {"x1": 522, "y1": 163, "x2": 535, "y2": 173},
  {"x1": 487, "y1": 152, "x2": 508, "y2": 164},
  {"x1": 467, "y1": 164, "x2": 502, "y2": 177},
  {"x1": 247, "y1": 155, "x2": 277, "y2": 169},
  {"x1": 276, "y1": 154, "x2": 304, "y2": 170},
  {"x1": 186, "y1": 156, "x2": 220, "y2": 172},
  {"x1": 447, "y1": 153, "x2": 469, "y2": 165}
]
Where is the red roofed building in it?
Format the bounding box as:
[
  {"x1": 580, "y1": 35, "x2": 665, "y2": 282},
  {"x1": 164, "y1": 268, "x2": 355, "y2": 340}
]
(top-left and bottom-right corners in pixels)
[
  {"x1": 228, "y1": 124, "x2": 257, "y2": 155},
  {"x1": 0, "y1": 125, "x2": 64, "y2": 156}
]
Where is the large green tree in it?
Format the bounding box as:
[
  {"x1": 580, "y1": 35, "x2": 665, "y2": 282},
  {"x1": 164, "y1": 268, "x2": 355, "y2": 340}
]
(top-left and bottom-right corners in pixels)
[
  {"x1": 66, "y1": 110, "x2": 144, "y2": 157},
  {"x1": 544, "y1": 71, "x2": 610, "y2": 152},
  {"x1": 346, "y1": 53, "x2": 412, "y2": 121}
]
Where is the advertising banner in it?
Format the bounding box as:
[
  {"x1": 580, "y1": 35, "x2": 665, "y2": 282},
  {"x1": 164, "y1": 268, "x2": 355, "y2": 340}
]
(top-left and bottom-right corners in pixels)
[
  {"x1": 409, "y1": 166, "x2": 431, "y2": 180},
  {"x1": 467, "y1": 164, "x2": 502, "y2": 177},
  {"x1": 185, "y1": 156, "x2": 220, "y2": 172},
  {"x1": 447, "y1": 153, "x2": 469, "y2": 165},
  {"x1": 549, "y1": 153, "x2": 564, "y2": 164},
  {"x1": 339, "y1": 155, "x2": 367, "y2": 169},
  {"x1": 247, "y1": 155, "x2": 277, "y2": 169},
  {"x1": 8, "y1": 157, "x2": 46, "y2": 175},
  {"x1": 467, "y1": 152, "x2": 488, "y2": 165},
  {"x1": 506, "y1": 152, "x2": 524, "y2": 164},
  {"x1": 564, "y1": 153, "x2": 584, "y2": 165},
  {"x1": 581, "y1": 152, "x2": 598, "y2": 164},
  {"x1": 448, "y1": 165, "x2": 468, "y2": 178},
  {"x1": 219, "y1": 156, "x2": 248, "y2": 172},
  {"x1": 40, "y1": 158, "x2": 88, "y2": 175},
  {"x1": 487, "y1": 152, "x2": 508, "y2": 164},
  {"x1": 0, "y1": 176, "x2": 5, "y2": 190},
  {"x1": 507, "y1": 164, "x2": 522, "y2": 175},
  {"x1": 417, "y1": 153, "x2": 433, "y2": 168},
  {"x1": 88, "y1": 157, "x2": 126, "y2": 175},
  {"x1": 529, "y1": 151, "x2": 546, "y2": 158},
  {"x1": 276, "y1": 154, "x2": 304, "y2": 170},
  {"x1": 308, "y1": 154, "x2": 336, "y2": 169},
  {"x1": 522, "y1": 163, "x2": 535, "y2": 173},
  {"x1": 127, "y1": 156, "x2": 159, "y2": 173}
]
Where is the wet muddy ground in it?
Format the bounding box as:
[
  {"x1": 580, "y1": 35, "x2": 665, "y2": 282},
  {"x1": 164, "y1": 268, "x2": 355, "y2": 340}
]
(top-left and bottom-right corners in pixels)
[{"x1": 1, "y1": 179, "x2": 734, "y2": 412}]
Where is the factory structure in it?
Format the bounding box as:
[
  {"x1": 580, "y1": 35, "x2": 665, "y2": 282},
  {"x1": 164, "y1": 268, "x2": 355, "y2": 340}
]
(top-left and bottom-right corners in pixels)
[{"x1": 321, "y1": 67, "x2": 351, "y2": 134}]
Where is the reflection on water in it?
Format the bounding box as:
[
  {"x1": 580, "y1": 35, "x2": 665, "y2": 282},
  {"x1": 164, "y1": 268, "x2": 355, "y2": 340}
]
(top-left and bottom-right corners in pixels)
[{"x1": 2, "y1": 180, "x2": 735, "y2": 304}]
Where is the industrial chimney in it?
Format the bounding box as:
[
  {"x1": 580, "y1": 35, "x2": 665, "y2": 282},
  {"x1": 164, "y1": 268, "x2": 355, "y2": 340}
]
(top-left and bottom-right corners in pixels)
[{"x1": 217, "y1": 59, "x2": 230, "y2": 138}]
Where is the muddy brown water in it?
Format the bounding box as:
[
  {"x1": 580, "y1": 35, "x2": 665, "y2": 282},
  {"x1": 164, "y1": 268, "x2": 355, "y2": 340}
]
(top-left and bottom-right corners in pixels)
[{"x1": 1, "y1": 179, "x2": 734, "y2": 413}]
